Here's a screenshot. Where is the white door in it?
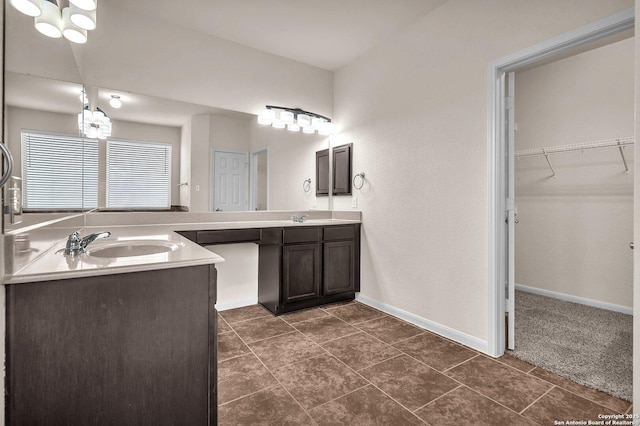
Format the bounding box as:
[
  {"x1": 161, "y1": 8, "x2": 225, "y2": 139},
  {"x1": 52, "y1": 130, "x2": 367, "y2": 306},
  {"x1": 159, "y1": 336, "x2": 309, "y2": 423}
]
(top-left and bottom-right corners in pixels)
[
  {"x1": 505, "y1": 72, "x2": 516, "y2": 350},
  {"x1": 212, "y1": 151, "x2": 248, "y2": 212}
]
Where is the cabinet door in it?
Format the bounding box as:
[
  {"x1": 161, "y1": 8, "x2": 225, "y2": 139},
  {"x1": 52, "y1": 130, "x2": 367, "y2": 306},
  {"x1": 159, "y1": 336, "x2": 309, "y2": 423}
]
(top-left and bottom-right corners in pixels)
[
  {"x1": 316, "y1": 149, "x2": 329, "y2": 196},
  {"x1": 282, "y1": 243, "x2": 321, "y2": 303},
  {"x1": 323, "y1": 240, "x2": 355, "y2": 295},
  {"x1": 332, "y1": 143, "x2": 352, "y2": 195}
]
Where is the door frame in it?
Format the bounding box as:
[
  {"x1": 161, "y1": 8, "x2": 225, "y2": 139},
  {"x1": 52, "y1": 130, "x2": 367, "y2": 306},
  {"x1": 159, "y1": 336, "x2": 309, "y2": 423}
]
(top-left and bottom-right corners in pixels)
[
  {"x1": 210, "y1": 149, "x2": 249, "y2": 212},
  {"x1": 486, "y1": 8, "x2": 634, "y2": 357},
  {"x1": 250, "y1": 147, "x2": 269, "y2": 211}
]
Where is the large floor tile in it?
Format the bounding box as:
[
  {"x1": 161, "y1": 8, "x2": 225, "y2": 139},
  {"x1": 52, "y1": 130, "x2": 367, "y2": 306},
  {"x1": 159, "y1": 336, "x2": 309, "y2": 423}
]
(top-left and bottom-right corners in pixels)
[
  {"x1": 529, "y1": 367, "x2": 631, "y2": 414},
  {"x1": 326, "y1": 302, "x2": 386, "y2": 324},
  {"x1": 217, "y1": 315, "x2": 233, "y2": 334},
  {"x1": 280, "y1": 307, "x2": 330, "y2": 325},
  {"x1": 217, "y1": 332, "x2": 251, "y2": 361},
  {"x1": 218, "y1": 353, "x2": 275, "y2": 404},
  {"x1": 219, "y1": 304, "x2": 272, "y2": 324},
  {"x1": 415, "y1": 386, "x2": 539, "y2": 426},
  {"x1": 522, "y1": 387, "x2": 617, "y2": 424},
  {"x1": 359, "y1": 354, "x2": 458, "y2": 411},
  {"x1": 446, "y1": 356, "x2": 553, "y2": 413},
  {"x1": 248, "y1": 331, "x2": 325, "y2": 371},
  {"x1": 309, "y1": 385, "x2": 423, "y2": 425},
  {"x1": 393, "y1": 332, "x2": 478, "y2": 371},
  {"x1": 218, "y1": 385, "x2": 312, "y2": 426},
  {"x1": 356, "y1": 316, "x2": 424, "y2": 344},
  {"x1": 321, "y1": 331, "x2": 401, "y2": 371},
  {"x1": 292, "y1": 315, "x2": 359, "y2": 343},
  {"x1": 498, "y1": 353, "x2": 535, "y2": 373},
  {"x1": 273, "y1": 354, "x2": 368, "y2": 409},
  {"x1": 231, "y1": 316, "x2": 294, "y2": 343}
]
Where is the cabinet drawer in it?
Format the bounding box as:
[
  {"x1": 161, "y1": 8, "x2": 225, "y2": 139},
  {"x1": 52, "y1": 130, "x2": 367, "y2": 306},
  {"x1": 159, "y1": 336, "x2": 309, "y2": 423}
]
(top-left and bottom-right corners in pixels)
[
  {"x1": 196, "y1": 229, "x2": 261, "y2": 244},
  {"x1": 283, "y1": 227, "x2": 321, "y2": 244},
  {"x1": 323, "y1": 225, "x2": 355, "y2": 241}
]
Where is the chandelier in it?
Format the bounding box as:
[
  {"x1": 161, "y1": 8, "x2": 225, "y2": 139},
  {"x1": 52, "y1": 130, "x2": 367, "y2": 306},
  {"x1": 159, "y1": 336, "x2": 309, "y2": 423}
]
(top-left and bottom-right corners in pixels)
[
  {"x1": 78, "y1": 106, "x2": 112, "y2": 140},
  {"x1": 258, "y1": 106, "x2": 336, "y2": 135},
  {"x1": 10, "y1": 0, "x2": 98, "y2": 44}
]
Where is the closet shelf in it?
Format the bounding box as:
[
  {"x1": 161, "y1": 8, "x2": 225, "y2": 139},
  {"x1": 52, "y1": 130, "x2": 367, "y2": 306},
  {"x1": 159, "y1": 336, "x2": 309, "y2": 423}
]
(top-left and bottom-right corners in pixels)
[{"x1": 514, "y1": 136, "x2": 634, "y2": 176}]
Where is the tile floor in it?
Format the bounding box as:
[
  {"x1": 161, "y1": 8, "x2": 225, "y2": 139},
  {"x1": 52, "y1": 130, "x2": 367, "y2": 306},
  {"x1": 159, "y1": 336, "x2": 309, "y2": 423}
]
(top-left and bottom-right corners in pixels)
[{"x1": 217, "y1": 301, "x2": 632, "y2": 426}]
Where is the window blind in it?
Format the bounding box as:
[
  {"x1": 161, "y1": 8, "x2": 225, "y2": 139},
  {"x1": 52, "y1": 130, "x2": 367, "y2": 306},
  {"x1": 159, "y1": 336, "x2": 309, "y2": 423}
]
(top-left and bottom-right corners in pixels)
[
  {"x1": 22, "y1": 131, "x2": 98, "y2": 210},
  {"x1": 107, "y1": 139, "x2": 171, "y2": 209}
]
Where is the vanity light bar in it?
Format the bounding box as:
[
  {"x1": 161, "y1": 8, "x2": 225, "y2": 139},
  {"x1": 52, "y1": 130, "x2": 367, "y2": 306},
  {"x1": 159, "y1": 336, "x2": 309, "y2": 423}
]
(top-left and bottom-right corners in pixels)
[{"x1": 258, "y1": 105, "x2": 336, "y2": 135}]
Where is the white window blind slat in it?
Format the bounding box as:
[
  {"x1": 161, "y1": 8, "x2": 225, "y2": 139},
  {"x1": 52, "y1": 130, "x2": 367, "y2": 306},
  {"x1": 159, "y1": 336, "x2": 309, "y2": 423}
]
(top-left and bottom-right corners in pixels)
[
  {"x1": 22, "y1": 131, "x2": 98, "y2": 210},
  {"x1": 106, "y1": 139, "x2": 171, "y2": 209}
]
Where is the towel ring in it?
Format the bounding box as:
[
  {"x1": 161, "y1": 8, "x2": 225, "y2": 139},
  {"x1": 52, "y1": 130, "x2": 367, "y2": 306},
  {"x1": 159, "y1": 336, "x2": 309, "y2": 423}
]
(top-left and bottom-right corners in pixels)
[
  {"x1": 353, "y1": 172, "x2": 365, "y2": 190},
  {"x1": 303, "y1": 178, "x2": 312, "y2": 193}
]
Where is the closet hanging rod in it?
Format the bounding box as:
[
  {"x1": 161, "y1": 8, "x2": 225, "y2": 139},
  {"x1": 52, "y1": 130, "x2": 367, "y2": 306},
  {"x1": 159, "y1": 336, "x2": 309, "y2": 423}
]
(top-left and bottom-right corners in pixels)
[{"x1": 514, "y1": 137, "x2": 634, "y2": 159}]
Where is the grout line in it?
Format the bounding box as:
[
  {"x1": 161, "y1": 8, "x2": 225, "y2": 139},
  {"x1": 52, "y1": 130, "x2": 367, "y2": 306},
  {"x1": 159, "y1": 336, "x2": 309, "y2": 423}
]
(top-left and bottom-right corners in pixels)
[
  {"x1": 519, "y1": 385, "x2": 555, "y2": 415},
  {"x1": 217, "y1": 383, "x2": 280, "y2": 407},
  {"x1": 462, "y1": 385, "x2": 543, "y2": 423},
  {"x1": 442, "y1": 354, "x2": 481, "y2": 373},
  {"x1": 412, "y1": 384, "x2": 463, "y2": 413},
  {"x1": 625, "y1": 404, "x2": 634, "y2": 415},
  {"x1": 308, "y1": 383, "x2": 372, "y2": 411}
]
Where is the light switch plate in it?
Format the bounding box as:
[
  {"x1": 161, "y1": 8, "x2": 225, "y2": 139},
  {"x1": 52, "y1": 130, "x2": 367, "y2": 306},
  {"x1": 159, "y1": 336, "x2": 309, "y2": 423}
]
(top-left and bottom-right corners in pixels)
[{"x1": 352, "y1": 197, "x2": 358, "y2": 208}]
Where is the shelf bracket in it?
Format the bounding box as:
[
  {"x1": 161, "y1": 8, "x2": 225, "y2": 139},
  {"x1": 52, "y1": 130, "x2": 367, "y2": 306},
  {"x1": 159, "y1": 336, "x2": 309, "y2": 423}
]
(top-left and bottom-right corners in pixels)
[
  {"x1": 617, "y1": 139, "x2": 629, "y2": 172},
  {"x1": 543, "y1": 149, "x2": 556, "y2": 177}
]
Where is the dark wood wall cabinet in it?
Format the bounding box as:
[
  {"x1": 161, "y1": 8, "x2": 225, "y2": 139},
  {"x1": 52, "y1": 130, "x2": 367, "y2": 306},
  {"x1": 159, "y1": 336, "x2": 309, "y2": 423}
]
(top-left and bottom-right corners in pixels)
[
  {"x1": 332, "y1": 143, "x2": 353, "y2": 196},
  {"x1": 316, "y1": 149, "x2": 330, "y2": 196},
  {"x1": 6, "y1": 264, "x2": 218, "y2": 426},
  {"x1": 258, "y1": 224, "x2": 360, "y2": 315}
]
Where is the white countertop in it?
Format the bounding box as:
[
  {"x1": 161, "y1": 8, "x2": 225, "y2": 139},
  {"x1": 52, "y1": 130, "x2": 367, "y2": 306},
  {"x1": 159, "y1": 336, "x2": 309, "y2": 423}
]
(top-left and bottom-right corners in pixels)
[
  {"x1": 5, "y1": 218, "x2": 361, "y2": 284},
  {"x1": 6, "y1": 227, "x2": 225, "y2": 284}
]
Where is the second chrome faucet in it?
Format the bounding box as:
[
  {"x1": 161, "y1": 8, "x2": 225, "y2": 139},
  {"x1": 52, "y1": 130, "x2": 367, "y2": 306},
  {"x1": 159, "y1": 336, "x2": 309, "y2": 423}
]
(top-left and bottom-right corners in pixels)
[{"x1": 64, "y1": 230, "x2": 111, "y2": 256}]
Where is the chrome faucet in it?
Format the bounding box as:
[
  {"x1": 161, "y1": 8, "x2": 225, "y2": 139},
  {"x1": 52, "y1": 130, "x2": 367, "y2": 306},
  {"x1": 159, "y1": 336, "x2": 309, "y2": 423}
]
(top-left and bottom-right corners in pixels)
[
  {"x1": 64, "y1": 230, "x2": 111, "y2": 256},
  {"x1": 291, "y1": 214, "x2": 309, "y2": 223}
]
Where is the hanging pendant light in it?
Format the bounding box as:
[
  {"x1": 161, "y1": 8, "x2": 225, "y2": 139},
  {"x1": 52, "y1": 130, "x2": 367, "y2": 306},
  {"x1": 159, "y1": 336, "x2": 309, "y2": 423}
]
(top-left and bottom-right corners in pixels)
[
  {"x1": 10, "y1": 0, "x2": 42, "y2": 17},
  {"x1": 62, "y1": 7, "x2": 87, "y2": 44},
  {"x1": 69, "y1": 2, "x2": 96, "y2": 30},
  {"x1": 69, "y1": 0, "x2": 96, "y2": 11},
  {"x1": 35, "y1": 0, "x2": 62, "y2": 38}
]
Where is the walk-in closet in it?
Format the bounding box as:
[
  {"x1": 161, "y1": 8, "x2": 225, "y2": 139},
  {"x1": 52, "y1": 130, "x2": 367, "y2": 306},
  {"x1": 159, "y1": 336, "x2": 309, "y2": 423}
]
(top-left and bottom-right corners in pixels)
[{"x1": 511, "y1": 36, "x2": 634, "y2": 402}]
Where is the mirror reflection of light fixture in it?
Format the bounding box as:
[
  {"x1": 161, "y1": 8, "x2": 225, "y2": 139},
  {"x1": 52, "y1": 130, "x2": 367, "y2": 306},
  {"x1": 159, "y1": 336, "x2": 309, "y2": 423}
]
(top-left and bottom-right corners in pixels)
[
  {"x1": 258, "y1": 106, "x2": 336, "y2": 135},
  {"x1": 12, "y1": 0, "x2": 98, "y2": 44},
  {"x1": 78, "y1": 106, "x2": 112, "y2": 140},
  {"x1": 109, "y1": 95, "x2": 122, "y2": 109},
  {"x1": 10, "y1": 0, "x2": 42, "y2": 17}
]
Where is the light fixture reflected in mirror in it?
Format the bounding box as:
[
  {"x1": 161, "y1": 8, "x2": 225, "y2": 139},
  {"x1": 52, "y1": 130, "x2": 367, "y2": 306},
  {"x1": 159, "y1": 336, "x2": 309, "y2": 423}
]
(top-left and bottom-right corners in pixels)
[
  {"x1": 78, "y1": 106, "x2": 112, "y2": 140},
  {"x1": 62, "y1": 7, "x2": 87, "y2": 44},
  {"x1": 258, "y1": 106, "x2": 336, "y2": 135},
  {"x1": 109, "y1": 95, "x2": 122, "y2": 109},
  {"x1": 69, "y1": 3, "x2": 96, "y2": 30}
]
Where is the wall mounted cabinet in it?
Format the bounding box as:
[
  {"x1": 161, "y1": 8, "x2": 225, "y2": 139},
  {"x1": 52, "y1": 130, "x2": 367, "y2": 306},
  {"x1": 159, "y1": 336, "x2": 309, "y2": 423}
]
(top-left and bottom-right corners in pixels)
[
  {"x1": 332, "y1": 143, "x2": 352, "y2": 196},
  {"x1": 316, "y1": 149, "x2": 329, "y2": 196}
]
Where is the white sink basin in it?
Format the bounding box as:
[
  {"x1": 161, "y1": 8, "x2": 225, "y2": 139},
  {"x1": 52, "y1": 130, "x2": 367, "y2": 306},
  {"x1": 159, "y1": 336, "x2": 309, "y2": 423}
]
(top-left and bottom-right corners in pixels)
[{"x1": 87, "y1": 240, "x2": 184, "y2": 258}]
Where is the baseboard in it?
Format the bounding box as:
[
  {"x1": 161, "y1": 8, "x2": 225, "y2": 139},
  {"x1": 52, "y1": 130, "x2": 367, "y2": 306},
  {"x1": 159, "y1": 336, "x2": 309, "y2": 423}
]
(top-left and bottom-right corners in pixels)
[
  {"x1": 515, "y1": 284, "x2": 633, "y2": 315},
  {"x1": 355, "y1": 294, "x2": 489, "y2": 354},
  {"x1": 215, "y1": 297, "x2": 259, "y2": 311}
]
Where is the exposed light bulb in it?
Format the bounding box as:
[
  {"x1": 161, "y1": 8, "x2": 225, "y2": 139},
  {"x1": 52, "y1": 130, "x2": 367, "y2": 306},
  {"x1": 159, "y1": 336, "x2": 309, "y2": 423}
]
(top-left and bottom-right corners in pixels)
[{"x1": 109, "y1": 95, "x2": 122, "y2": 109}]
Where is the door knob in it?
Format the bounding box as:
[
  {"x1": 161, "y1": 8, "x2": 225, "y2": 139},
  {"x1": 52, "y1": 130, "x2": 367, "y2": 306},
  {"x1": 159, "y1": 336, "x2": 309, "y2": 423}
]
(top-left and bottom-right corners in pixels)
[{"x1": 630, "y1": 242, "x2": 634, "y2": 250}]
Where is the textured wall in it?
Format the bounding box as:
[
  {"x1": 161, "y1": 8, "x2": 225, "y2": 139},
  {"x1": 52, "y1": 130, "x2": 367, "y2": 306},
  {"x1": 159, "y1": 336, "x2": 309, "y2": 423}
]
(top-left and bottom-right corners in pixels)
[{"x1": 333, "y1": 0, "x2": 633, "y2": 342}]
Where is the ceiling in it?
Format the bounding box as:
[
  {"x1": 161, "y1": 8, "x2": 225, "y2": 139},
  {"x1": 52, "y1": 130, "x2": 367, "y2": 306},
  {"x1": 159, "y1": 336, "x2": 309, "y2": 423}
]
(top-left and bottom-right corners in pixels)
[{"x1": 111, "y1": 0, "x2": 447, "y2": 71}]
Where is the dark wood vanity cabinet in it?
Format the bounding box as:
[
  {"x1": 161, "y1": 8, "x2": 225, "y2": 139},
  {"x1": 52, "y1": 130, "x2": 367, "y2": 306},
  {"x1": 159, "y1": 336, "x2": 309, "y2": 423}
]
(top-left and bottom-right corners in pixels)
[
  {"x1": 259, "y1": 224, "x2": 360, "y2": 315},
  {"x1": 6, "y1": 264, "x2": 218, "y2": 426}
]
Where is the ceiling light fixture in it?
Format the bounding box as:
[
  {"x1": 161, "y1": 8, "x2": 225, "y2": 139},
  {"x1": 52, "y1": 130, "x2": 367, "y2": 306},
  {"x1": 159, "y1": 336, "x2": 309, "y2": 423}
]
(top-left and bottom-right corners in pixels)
[
  {"x1": 109, "y1": 95, "x2": 122, "y2": 109},
  {"x1": 10, "y1": 0, "x2": 42, "y2": 17},
  {"x1": 257, "y1": 106, "x2": 336, "y2": 135},
  {"x1": 12, "y1": 0, "x2": 98, "y2": 44},
  {"x1": 78, "y1": 106, "x2": 112, "y2": 140}
]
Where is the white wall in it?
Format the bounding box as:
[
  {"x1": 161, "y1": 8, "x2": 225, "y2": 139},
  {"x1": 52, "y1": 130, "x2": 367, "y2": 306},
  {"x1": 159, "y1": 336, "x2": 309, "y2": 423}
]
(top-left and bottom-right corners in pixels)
[
  {"x1": 514, "y1": 38, "x2": 634, "y2": 309},
  {"x1": 207, "y1": 244, "x2": 259, "y2": 310},
  {"x1": 6, "y1": 107, "x2": 182, "y2": 207},
  {"x1": 333, "y1": 0, "x2": 633, "y2": 343},
  {"x1": 633, "y1": 0, "x2": 640, "y2": 415}
]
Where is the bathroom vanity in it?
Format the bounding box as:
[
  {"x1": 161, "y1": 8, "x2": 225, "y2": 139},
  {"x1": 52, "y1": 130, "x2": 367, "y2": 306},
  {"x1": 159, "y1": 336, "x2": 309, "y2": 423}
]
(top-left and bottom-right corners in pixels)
[{"x1": 178, "y1": 222, "x2": 361, "y2": 315}]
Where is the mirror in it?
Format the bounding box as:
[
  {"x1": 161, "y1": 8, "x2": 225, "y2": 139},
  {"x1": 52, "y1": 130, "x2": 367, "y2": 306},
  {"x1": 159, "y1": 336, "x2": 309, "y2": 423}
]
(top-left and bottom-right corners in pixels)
[{"x1": 4, "y1": 3, "x2": 330, "y2": 217}]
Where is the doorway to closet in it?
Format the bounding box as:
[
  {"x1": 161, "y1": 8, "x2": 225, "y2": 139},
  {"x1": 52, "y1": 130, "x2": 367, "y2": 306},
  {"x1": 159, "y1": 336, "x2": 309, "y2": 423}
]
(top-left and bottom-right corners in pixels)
[{"x1": 508, "y1": 36, "x2": 634, "y2": 402}]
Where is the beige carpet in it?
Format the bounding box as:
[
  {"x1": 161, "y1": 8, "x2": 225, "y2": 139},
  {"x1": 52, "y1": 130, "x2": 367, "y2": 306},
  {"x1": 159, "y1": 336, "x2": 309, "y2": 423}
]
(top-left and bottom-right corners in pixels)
[{"x1": 510, "y1": 290, "x2": 632, "y2": 401}]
